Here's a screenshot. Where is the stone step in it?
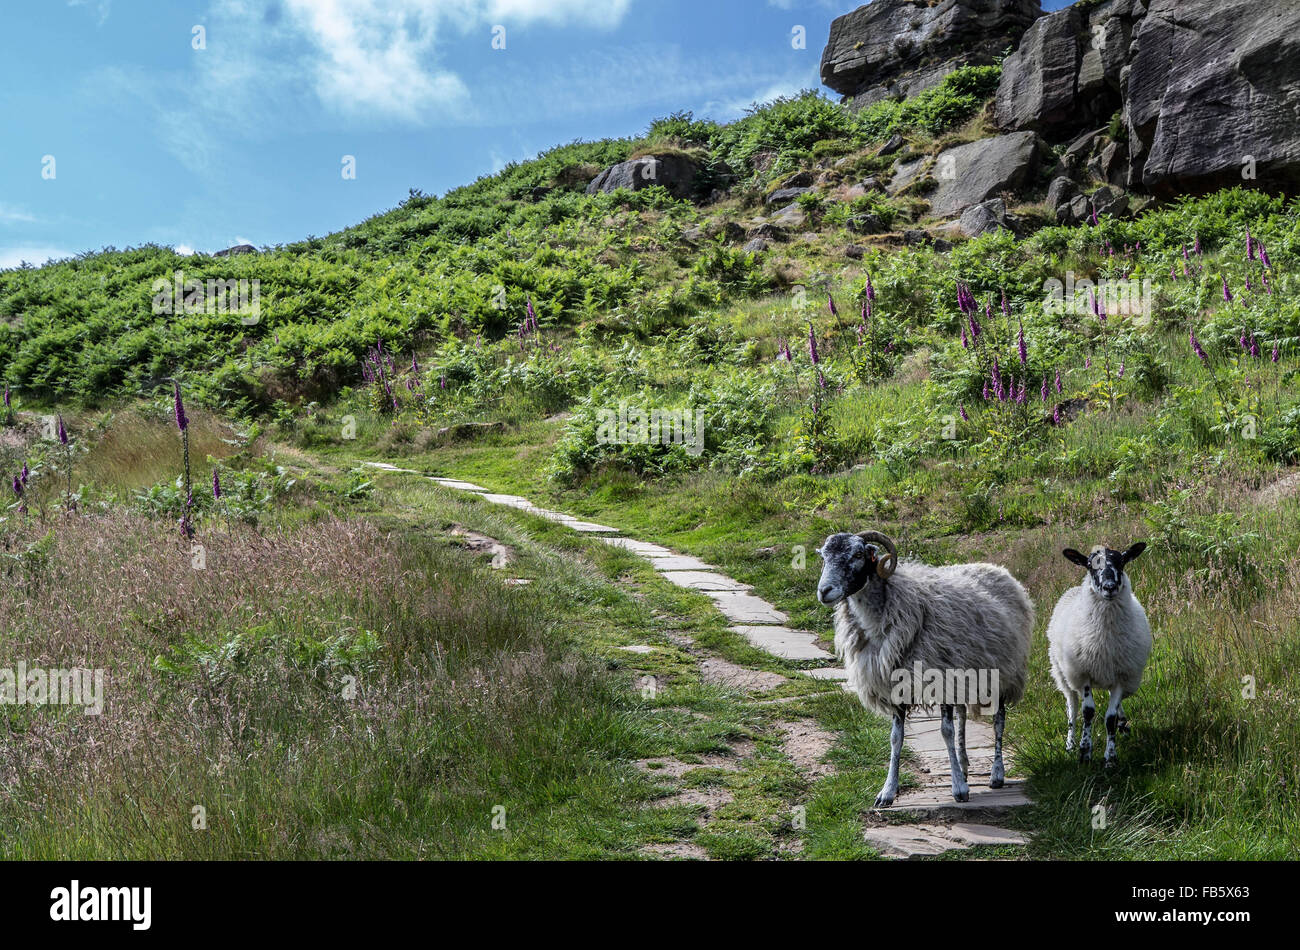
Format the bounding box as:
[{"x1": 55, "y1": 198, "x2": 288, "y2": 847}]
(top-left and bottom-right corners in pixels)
[
  {"x1": 660, "y1": 570, "x2": 751, "y2": 592},
  {"x1": 707, "y1": 592, "x2": 788, "y2": 625},
  {"x1": 883, "y1": 780, "x2": 1031, "y2": 818},
  {"x1": 864, "y1": 821, "x2": 1028, "y2": 859},
  {"x1": 729, "y1": 625, "x2": 832, "y2": 661}
]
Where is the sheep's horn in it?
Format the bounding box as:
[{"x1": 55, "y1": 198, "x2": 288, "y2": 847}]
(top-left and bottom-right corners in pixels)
[{"x1": 858, "y1": 531, "x2": 898, "y2": 579}]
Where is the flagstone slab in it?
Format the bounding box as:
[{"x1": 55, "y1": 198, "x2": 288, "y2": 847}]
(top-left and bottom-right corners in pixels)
[
  {"x1": 648, "y1": 555, "x2": 716, "y2": 571},
  {"x1": 598, "y1": 538, "x2": 675, "y2": 557},
  {"x1": 804, "y1": 667, "x2": 848, "y2": 681},
  {"x1": 660, "y1": 571, "x2": 751, "y2": 592},
  {"x1": 480, "y1": 494, "x2": 537, "y2": 510},
  {"x1": 883, "y1": 780, "x2": 1031, "y2": 816},
  {"x1": 620, "y1": 645, "x2": 656, "y2": 655},
  {"x1": 709, "y1": 593, "x2": 788, "y2": 624},
  {"x1": 728, "y1": 625, "x2": 832, "y2": 660},
  {"x1": 429, "y1": 478, "x2": 489, "y2": 492},
  {"x1": 863, "y1": 825, "x2": 967, "y2": 858}
]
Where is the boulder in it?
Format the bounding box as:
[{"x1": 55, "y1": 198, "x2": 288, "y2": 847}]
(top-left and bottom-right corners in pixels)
[
  {"x1": 766, "y1": 186, "x2": 814, "y2": 205},
  {"x1": 1046, "y1": 176, "x2": 1077, "y2": 210},
  {"x1": 958, "y1": 198, "x2": 1009, "y2": 237},
  {"x1": 742, "y1": 238, "x2": 769, "y2": 254},
  {"x1": 1091, "y1": 185, "x2": 1129, "y2": 219},
  {"x1": 780, "y1": 171, "x2": 816, "y2": 189},
  {"x1": 1127, "y1": 0, "x2": 1300, "y2": 193},
  {"x1": 771, "y1": 203, "x2": 808, "y2": 228},
  {"x1": 821, "y1": 0, "x2": 1043, "y2": 107},
  {"x1": 927, "y1": 131, "x2": 1043, "y2": 218},
  {"x1": 847, "y1": 213, "x2": 885, "y2": 235},
  {"x1": 586, "y1": 154, "x2": 702, "y2": 200},
  {"x1": 878, "y1": 134, "x2": 905, "y2": 157},
  {"x1": 843, "y1": 245, "x2": 867, "y2": 260},
  {"x1": 747, "y1": 222, "x2": 788, "y2": 242},
  {"x1": 214, "y1": 244, "x2": 257, "y2": 257},
  {"x1": 886, "y1": 157, "x2": 928, "y2": 196}
]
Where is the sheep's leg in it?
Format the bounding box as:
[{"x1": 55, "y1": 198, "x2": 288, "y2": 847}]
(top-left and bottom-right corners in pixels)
[
  {"x1": 1117, "y1": 700, "x2": 1130, "y2": 735},
  {"x1": 875, "y1": 706, "x2": 907, "y2": 808},
  {"x1": 940, "y1": 704, "x2": 970, "y2": 803},
  {"x1": 955, "y1": 705, "x2": 970, "y2": 777},
  {"x1": 990, "y1": 700, "x2": 1006, "y2": 789},
  {"x1": 1104, "y1": 689, "x2": 1124, "y2": 768},
  {"x1": 1078, "y1": 684, "x2": 1095, "y2": 763},
  {"x1": 1064, "y1": 689, "x2": 1079, "y2": 752}
]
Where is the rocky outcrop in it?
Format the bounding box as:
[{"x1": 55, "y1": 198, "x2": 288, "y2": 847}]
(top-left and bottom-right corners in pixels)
[
  {"x1": 995, "y1": 0, "x2": 1140, "y2": 136},
  {"x1": 214, "y1": 244, "x2": 257, "y2": 257},
  {"x1": 1126, "y1": 0, "x2": 1300, "y2": 193},
  {"x1": 586, "y1": 154, "x2": 702, "y2": 200},
  {"x1": 821, "y1": 0, "x2": 1043, "y2": 108}
]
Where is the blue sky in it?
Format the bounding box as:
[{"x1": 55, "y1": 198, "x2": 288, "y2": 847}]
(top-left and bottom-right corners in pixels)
[{"x1": 1, "y1": 0, "x2": 1074, "y2": 266}]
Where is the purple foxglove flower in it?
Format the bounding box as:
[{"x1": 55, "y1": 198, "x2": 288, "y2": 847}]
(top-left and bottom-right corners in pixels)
[
  {"x1": 1017, "y1": 320, "x2": 1027, "y2": 366},
  {"x1": 1041, "y1": 375, "x2": 1049, "y2": 402},
  {"x1": 174, "y1": 382, "x2": 188, "y2": 431},
  {"x1": 992, "y1": 354, "x2": 1001, "y2": 383},
  {"x1": 865, "y1": 274, "x2": 875, "y2": 302},
  {"x1": 1017, "y1": 381, "x2": 1027, "y2": 405},
  {"x1": 1260, "y1": 244, "x2": 1271, "y2": 268},
  {"x1": 1090, "y1": 203, "x2": 1099, "y2": 227},
  {"x1": 1194, "y1": 236, "x2": 1201, "y2": 255},
  {"x1": 1263, "y1": 271, "x2": 1272, "y2": 294},
  {"x1": 1272, "y1": 345, "x2": 1280, "y2": 363},
  {"x1": 1055, "y1": 368, "x2": 1063, "y2": 394},
  {"x1": 1246, "y1": 273, "x2": 1253, "y2": 292},
  {"x1": 1118, "y1": 362, "x2": 1125, "y2": 379},
  {"x1": 1222, "y1": 277, "x2": 1233, "y2": 303},
  {"x1": 1182, "y1": 244, "x2": 1189, "y2": 260},
  {"x1": 440, "y1": 376, "x2": 447, "y2": 389},
  {"x1": 212, "y1": 470, "x2": 221, "y2": 499},
  {"x1": 412, "y1": 355, "x2": 420, "y2": 374},
  {"x1": 828, "y1": 295, "x2": 838, "y2": 320},
  {"x1": 1053, "y1": 405, "x2": 1061, "y2": 425},
  {"x1": 960, "y1": 404, "x2": 969, "y2": 422},
  {"x1": 1191, "y1": 329, "x2": 1208, "y2": 362},
  {"x1": 57, "y1": 414, "x2": 68, "y2": 445},
  {"x1": 1086, "y1": 356, "x2": 1092, "y2": 369},
  {"x1": 817, "y1": 370, "x2": 827, "y2": 389},
  {"x1": 1182, "y1": 261, "x2": 1189, "y2": 278},
  {"x1": 969, "y1": 312, "x2": 981, "y2": 341},
  {"x1": 1240, "y1": 331, "x2": 1250, "y2": 352},
  {"x1": 862, "y1": 298, "x2": 871, "y2": 324},
  {"x1": 982, "y1": 381, "x2": 990, "y2": 401},
  {"x1": 1170, "y1": 265, "x2": 1177, "y2": 280},
  {"x1": 961, "y1": 324, "x2": 969, "y2": 349},
  {"x1": 11, "y1": 474, "x2": 21, "y2": 497},
  {"x1": 808, "y1": 324, "x2": 820, "y2": 365},
  {"x1": 21, "y1": 463, "x2": 28, "y2": 485}
]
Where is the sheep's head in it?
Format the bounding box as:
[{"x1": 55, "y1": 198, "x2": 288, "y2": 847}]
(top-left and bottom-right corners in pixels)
[
  {"x1": 1063, "y1": 542, "x2": 1146, "y2": 601},
  {"x1": 816, "y1": 531, "x2": 897, "y2": 605}
]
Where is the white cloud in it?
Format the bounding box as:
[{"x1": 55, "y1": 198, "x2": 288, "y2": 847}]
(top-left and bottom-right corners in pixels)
[
  {"x1": 0, "y1": 247, "x2": 74, "y2": 270},
  {"x1": 0, "y1": 204, "x2": 37, "y2": 225},
  {"x1": 175, "y1": 244, "x2": 196, "y2": 256}
]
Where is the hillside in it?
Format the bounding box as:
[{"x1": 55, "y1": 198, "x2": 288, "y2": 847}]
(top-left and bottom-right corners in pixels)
[{"x1": 1, "y1": 0, "x2": 1299, "y2": 861}]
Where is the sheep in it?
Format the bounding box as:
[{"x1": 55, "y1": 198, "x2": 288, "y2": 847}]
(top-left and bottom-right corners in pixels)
[
  {"x1": 1046, "y1": 542, "x2": 1151, "y2": 767},
  {"x1": 816, "y1": 531, "x2": 1034, "y2": 806}
]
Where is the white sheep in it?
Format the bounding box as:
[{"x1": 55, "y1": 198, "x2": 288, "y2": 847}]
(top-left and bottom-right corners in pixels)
[
  {"x1": 1046, "y1": 542, "x2": 1151, "y2": 766},
  {"x1": 816, "y1": 531, "x2": 1035, "y2": 806}
]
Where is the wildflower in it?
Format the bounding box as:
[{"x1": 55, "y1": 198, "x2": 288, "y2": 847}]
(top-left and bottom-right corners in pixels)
[
  {"x1": 1002, "y1": 290, "x2": 1010, "y2": 319},
  {"x1": 1190, "y1": 329, "x2": 1208, "y2": 362},
  {"x1": 1041, "y1": 375, "x2": 1049, "y2": 403},
  {"x1": 1194, "y1": 236, "x2": 1201, "y2": 255},
  {"x1": 1016, "y1": 380, "x2": 1027, "y2": 405},
  {"x1": 960, "y1": 324, "x2": 968, "y2": 349},
  {"x1": 960, "y1": 404, "x2": 969, "y2": 422},
  {"x1": 865, "y1": 274, "x2": 876, "y2": 302},
  {"x1": 828, "y1": 294, "x2": 838, "y2": 320},
  {"x1": 817, "y1": 370, "x2": 827, "y2": 390},
  {"x1": 526, "y1": 297, "x2": 538, "y2": 332},
  {"x1": 1053, "y1": 405, "x2": 1061, "y2": 425},
  {"x1": 440, "y1": 376, "x2": 447, "y2": 390},
  {"x1": 1251, "y1": 339, "x2": 1261, "y2": 359},
  {"x1": 1263, "y1": 271, "x2": 1272, "y2": 294},
  {"x1": 21, "y1": 463, "x2": 28, "y2": 486},
  {"x1": 11, "y1": 474, "x2": 21, "y2": 498},
  {"x1": 1272, "y1": 344, "x2": 1280, "y2": 363},
  {"x1": 982, "y1": 380, "x2": 990, "y2": 401},
  {"x1": 1085, "y1": 355, "x2": 1092, "y2": 369},
  {"x1": 969, "y1": 310, "x2": 981, "y2": 341},
  {"x1": 1117, "y1": 361, "x2": 1125, "y2": 379},
  {"x1": 1240, "y1": 331, "x2": 1250, "y2": 352},
  {"x1": 1260, "y1": 244, "x2": 1272, "y2": 268},
  {"x1": 1055, "y1": 368, "x2": 1063, "y2": 394},
  {"x1": 1222, "y1": 276, "x2": 1233, "y2": 303},
  {"x1": 57, "y1": 414, "x2": 68, "y2": 445},
  {"x1": 173, "y1": 381, "x2": 188, "y2": 431},
  {"x1": 1182, "y1": 244, "x2": 1189, "y2": 260},
  {"x1": 1017, "y1": 319, "x2": 1027, "y2": 366},
  {"x1": 412, "y1": 354, "x2": 420, "y2": 374},
  {"x1": 212, "y1": 469, "x2": 221, "y2": 499},
  {"x1": 808, "y1": 323, "x2": 820, "y2": 365},
  {"x1": 1090, "y1": 203, "x2": 1099, "y2": 227}
]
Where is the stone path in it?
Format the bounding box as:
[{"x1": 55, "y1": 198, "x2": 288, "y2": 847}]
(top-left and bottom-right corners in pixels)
[{"x1": 362, "y1": 462, "x2": 1031, "y2": 858}]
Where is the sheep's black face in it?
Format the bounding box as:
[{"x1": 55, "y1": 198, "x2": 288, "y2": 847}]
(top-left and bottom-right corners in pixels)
[
  {"x1": 816, "y1": 533, "x2": 878, "y2": 605},
  {"x1": 1063, "y1": 542, "x2": 1146, "y2": 601}
]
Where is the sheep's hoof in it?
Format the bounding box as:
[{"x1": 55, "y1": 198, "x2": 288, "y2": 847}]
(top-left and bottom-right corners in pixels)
[
  {"x1": 1118, "y1": 719, "x2": 1131, "y2": 735},
  {"x1": 989, "y1": 777, "x2": 1005, "y2": 790},
  {"x1": 874, "y1": 791, "x2": 896, "y2": 808},
  {"x1": 1104, "y1": 757, "x2": 1117, "y2": 770},
  {"x1": 1078, "y1": 747, "x2": 1092, "y2": 764},
  {"x1": 952, "y1": 789, "x2": 970, "y2": 803}
]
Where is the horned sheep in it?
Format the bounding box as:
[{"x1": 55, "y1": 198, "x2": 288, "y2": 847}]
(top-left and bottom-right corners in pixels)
[{"x1": 816, "y1": 531, "x2": 1035, "y2": 806}]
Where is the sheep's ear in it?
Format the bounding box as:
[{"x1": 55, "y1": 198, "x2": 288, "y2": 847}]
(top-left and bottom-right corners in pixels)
[
  {"x1": 1121, "y1": 542, "x2": 1147, "y2": 564},
  {"x1": 1062, "y1": 548, "x2": 1089, "y2": 568}
]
